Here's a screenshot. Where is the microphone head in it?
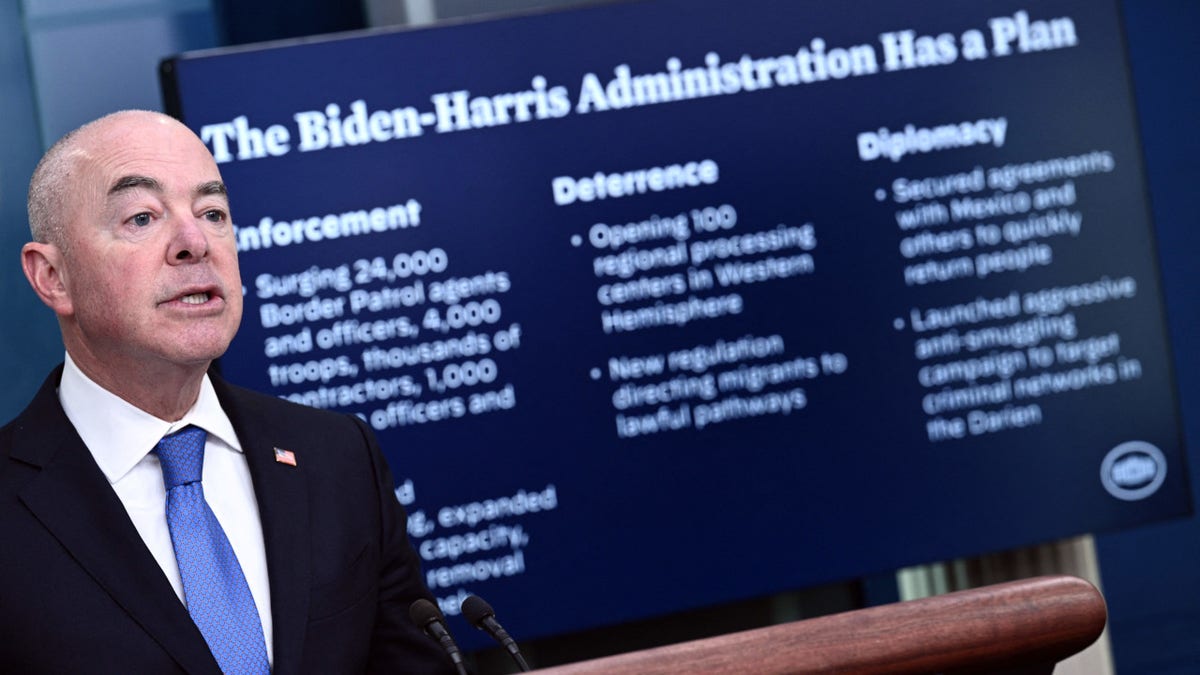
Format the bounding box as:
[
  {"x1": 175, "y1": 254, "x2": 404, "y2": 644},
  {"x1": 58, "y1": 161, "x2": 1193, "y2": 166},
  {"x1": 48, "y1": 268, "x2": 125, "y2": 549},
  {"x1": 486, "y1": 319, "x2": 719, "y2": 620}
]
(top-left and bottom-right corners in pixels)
[
  {"x1": 409, "y1": 598, "x2": 445, "y2": 629},
  {"x1": 461, "y1": 594, "x2": 497, "y2": 626}
]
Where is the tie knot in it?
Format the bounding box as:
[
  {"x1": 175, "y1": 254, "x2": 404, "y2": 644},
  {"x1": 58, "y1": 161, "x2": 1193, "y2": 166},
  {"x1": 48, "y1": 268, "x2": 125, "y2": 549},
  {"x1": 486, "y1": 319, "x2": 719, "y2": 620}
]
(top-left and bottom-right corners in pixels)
[{"x1": 154, "y1": 425, "x2": 207, "y2": 489}]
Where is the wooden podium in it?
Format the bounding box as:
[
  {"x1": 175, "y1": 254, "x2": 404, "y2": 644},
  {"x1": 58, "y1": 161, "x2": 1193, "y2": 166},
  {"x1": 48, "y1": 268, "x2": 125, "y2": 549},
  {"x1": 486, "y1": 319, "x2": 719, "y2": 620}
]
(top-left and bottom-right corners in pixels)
[{"x1": 533, "y1": 575, "x2": 1106, "y2": 674}]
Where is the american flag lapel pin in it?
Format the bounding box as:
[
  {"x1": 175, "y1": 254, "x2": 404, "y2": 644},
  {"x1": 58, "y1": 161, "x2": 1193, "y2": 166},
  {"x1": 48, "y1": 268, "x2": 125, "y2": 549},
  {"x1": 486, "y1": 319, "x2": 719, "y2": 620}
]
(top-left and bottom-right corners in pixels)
[{"x1": 274, "y1": 447, "x2": 298, "y2": 466}]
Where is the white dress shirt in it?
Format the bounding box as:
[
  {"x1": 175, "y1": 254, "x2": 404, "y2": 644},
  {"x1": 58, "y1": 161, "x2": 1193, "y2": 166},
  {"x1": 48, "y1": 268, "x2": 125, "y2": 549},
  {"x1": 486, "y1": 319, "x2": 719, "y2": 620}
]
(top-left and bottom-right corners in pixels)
[{"x1": 58, "y1": 353, "x2": 274, "y2": 665}]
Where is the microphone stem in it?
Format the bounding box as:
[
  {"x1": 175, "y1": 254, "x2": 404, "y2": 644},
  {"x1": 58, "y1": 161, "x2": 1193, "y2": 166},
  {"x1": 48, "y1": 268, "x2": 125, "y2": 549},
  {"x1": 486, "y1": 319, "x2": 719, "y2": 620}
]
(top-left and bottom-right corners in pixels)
[{"x1": 438, "y1": 633, "x2": 469, "y2": 675}]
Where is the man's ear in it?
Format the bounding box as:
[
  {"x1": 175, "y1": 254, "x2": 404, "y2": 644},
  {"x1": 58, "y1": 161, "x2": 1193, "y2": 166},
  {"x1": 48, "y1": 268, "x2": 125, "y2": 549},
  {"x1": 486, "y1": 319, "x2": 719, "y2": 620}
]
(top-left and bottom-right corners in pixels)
[{"x1": 21, "y1": 242, "x2": 74, "y2": 316}]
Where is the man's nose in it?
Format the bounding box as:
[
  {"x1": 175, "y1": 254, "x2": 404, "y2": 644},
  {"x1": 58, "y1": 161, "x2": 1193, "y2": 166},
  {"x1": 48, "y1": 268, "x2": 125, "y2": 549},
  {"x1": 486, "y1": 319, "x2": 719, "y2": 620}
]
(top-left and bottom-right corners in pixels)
[{"x1": 167, "y1": 214, "x2": 210, "y2": 262}]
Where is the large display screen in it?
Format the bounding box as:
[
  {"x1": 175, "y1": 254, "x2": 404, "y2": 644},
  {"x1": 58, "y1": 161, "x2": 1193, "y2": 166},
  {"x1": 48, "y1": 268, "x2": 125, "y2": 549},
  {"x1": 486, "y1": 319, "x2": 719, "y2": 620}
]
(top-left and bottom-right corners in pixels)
[{"x1": 163, "y1": 0, "x2": 1188, "y2": 648}]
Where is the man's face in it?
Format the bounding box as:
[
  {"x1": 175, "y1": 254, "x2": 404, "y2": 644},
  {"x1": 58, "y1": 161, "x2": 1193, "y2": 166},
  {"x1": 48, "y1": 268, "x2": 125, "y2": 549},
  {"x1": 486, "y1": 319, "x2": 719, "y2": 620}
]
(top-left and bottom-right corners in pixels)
[{"x1": 56, "y1": 113, "x2": 243, "y2": 377}]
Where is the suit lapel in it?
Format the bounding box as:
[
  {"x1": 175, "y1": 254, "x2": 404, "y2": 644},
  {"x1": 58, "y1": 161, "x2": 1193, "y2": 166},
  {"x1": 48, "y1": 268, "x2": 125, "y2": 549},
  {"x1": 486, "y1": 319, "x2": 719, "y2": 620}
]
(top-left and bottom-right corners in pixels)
[
  {"x1": 12, "y1": 369, "x2": 222, "y2": 675},
  {"x1": 214, "y1": 377, "x2": 311, "y2": 675}
]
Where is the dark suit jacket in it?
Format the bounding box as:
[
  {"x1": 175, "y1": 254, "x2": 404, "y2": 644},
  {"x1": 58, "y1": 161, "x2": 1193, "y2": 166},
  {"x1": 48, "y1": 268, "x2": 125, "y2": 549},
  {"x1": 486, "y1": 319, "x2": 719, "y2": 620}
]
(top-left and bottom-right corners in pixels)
[{"x1": 0, "y1": 366, "x2": 453, "y2": 674}]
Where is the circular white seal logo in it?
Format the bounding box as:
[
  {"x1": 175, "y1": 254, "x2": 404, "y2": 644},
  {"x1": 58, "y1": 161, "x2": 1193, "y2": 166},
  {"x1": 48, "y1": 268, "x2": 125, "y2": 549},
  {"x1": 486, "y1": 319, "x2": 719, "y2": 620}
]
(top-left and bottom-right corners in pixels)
[{"x1": 1100, "y1": 441, "x2": 1167, "y2": 501}]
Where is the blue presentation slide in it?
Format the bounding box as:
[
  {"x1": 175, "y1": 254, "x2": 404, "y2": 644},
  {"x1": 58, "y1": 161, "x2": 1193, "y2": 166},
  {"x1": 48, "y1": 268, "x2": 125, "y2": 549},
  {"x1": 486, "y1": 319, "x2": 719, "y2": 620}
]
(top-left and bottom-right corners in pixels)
[{"x1": 164, "y1": 0, "x2": 1188, "y2": 646}]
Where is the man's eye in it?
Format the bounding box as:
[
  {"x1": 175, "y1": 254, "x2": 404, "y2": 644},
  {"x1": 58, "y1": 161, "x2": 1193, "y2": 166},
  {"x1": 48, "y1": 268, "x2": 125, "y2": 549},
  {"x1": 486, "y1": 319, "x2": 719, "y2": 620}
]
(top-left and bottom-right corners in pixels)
[
  {"x1": 203, "y1": 209, "x2": 227, "y2": 222},
  {"x1": 131, "y1": 212, "x2": 152, "y2": 227}
]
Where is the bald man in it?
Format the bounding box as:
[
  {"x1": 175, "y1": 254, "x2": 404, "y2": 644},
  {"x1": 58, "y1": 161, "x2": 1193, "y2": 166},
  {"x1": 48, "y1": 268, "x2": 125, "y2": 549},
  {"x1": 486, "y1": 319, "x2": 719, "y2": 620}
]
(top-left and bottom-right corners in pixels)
[{"x1": 0, "y1": 111, "x2": 451, "y2": 674}]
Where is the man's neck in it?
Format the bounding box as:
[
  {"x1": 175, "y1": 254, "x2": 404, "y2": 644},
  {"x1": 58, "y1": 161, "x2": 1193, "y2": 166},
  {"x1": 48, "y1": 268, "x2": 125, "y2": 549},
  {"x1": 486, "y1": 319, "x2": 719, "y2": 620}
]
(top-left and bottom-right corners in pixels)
[{"x1": 65, "y1": 349, "x2": 208, "y2": 422}]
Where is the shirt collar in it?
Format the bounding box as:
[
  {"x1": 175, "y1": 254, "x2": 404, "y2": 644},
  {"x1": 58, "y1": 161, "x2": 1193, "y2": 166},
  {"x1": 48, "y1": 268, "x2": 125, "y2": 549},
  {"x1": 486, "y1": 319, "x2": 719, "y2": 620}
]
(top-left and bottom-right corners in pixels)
[{"x1": 58, "y1": 352, "x2": 243, "y2": 484}]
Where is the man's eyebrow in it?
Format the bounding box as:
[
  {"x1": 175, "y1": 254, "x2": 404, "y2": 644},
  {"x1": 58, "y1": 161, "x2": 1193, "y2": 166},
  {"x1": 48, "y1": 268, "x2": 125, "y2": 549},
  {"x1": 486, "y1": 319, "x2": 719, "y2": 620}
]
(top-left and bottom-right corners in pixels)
[
  {"x1": 197, "y1": 180, "x2": 227, "y2": 197},
  {"x1": 109, "y1": 175, "x2": 162, "y2": 195}
]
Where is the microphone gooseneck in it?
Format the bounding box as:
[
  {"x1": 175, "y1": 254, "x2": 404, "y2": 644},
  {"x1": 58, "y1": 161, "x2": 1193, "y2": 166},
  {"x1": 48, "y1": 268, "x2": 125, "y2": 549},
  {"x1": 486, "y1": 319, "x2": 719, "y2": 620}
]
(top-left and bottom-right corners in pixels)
[{"x1": 409, "y1": 599, "x2": 469, "y2": 675}]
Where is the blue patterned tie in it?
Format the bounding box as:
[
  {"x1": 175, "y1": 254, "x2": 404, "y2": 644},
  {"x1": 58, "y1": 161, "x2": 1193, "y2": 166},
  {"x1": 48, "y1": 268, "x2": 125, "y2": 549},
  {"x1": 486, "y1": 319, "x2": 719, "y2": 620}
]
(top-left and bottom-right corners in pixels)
[{"x1": 155, "y1": 425, "x2": 269, "y2": 674}]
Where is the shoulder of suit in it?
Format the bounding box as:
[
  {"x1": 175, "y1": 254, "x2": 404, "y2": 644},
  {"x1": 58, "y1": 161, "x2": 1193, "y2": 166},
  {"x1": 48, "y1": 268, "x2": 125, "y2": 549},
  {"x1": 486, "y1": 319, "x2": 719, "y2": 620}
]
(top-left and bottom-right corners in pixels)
[{"x1": 1, "y1": 365, "x2": 68, "y2": 447}]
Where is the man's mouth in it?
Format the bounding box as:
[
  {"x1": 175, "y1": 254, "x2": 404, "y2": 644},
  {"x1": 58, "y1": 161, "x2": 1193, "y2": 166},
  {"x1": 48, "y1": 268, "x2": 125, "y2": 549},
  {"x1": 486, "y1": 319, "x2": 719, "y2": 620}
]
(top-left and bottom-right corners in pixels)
[{"x1": 179, "y1": 292, "x2": 212, "y2": 305}]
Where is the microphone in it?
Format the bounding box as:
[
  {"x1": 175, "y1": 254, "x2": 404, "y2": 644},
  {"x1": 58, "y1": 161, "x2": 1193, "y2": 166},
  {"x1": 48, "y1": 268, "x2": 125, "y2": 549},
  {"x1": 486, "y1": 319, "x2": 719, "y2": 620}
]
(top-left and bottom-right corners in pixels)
[
  {"x1": 409, "y1": 598, "x2": 469, "y2": 675},
  {"x1": 461, "y1": 594, "x2": 531, "y2": 672}
]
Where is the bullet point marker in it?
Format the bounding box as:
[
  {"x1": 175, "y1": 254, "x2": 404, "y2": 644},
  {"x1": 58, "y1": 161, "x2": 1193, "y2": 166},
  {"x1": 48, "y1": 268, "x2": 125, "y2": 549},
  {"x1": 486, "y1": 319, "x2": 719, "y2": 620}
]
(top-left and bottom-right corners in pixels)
[{"x1": 571, "y1": 234, "x2": 583, "y2": 247}]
